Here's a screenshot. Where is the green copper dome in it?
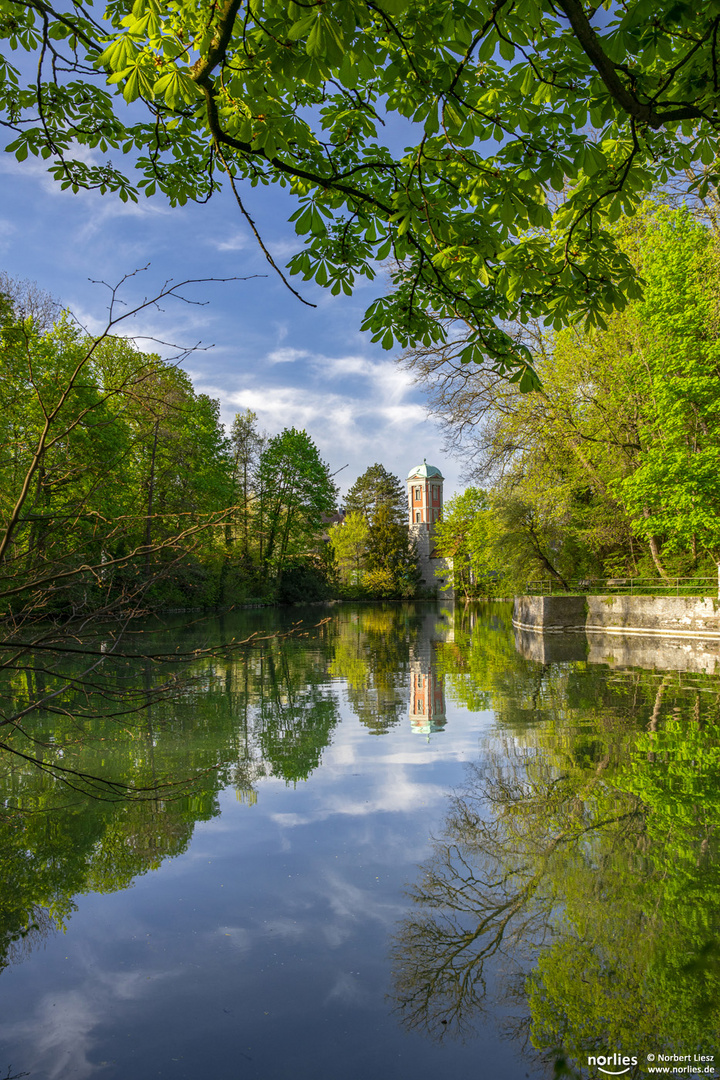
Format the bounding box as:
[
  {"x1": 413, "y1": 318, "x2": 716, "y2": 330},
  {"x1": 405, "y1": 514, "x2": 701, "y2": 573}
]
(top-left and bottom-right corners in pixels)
[{"x1": 407, "y1": 459, "x2": 443, "y2": 480}]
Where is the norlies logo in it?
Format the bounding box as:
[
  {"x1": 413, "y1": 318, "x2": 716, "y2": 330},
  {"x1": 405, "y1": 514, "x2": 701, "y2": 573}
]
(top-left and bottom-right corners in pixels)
[{"x1": 588, "y1": 1054, "x2": 638, "y2": 1076}]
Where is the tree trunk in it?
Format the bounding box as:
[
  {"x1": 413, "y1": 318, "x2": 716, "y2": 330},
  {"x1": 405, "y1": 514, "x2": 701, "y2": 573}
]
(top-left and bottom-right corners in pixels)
[
  {"x1": 145, "y1": 420, "x2": 159, "y2": 577},
  {"x1": 643, "y1": 509, "x2": 668, "y2": 578},
  {"x1": 526, "y1": 523, "x2": 570, "y2": 589},
  {"x1": 242, "y1": 460, "x2": 249, "y2": 563},
  {"x1": 646, "y1": 679, "x2": 667, "y2": 763}
]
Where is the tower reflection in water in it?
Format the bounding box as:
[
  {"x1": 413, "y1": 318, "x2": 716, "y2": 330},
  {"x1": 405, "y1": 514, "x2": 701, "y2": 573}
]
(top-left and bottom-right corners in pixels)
[{"x1": 409, "y1": 609, "x2": 453, "y2": 735}]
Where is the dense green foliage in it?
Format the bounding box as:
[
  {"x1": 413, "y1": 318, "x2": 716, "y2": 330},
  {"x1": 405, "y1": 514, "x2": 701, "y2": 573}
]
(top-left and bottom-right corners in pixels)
[
  {"x1": 329, "y1": 463, "x2": 419, "y2": 598},
  {"x1": 432, "y1": 488, "x2": 503, "y2": 598},
  {"x1": 223, "y1": 410, "x2": 339, "y2": 601},
  {"x1": 0, "y1": 303, "x2": 235, "y2": 616},
  {"x1": 328, "y1": 509, "x2": 369, "y2": 587},
  {"x1": 0, "y1": 283, "x2": 340, "y2": 615},
  {"x1": 4, "y1": 1, "x2": 720, "y2": 376},
  {"x1": 256, "y1": 426, "x2": 337, "y2": 588},
  {"x1": 427, "y1": 205, "x2": 720, "y2": 592}
]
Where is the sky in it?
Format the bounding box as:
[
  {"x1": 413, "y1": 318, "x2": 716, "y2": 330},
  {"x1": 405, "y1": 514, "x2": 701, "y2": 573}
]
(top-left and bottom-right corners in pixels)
[{"x1": 0, "y1": 144, "x2": 463, "y2": 502}]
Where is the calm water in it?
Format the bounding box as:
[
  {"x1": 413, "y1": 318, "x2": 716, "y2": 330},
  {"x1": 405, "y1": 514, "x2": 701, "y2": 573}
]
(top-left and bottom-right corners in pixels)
[{"x1": 1, "y1": 602, "x2": 719, "y2": 1079}]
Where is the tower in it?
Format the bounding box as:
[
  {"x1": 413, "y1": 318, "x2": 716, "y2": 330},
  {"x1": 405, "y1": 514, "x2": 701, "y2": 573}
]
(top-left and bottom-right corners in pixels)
[
  {"x1": 407, "y1": 460, "x2": 453, "y2": 595},
  {"x1": 407, "y1": 459, "x2": 444, "y2": 529}
]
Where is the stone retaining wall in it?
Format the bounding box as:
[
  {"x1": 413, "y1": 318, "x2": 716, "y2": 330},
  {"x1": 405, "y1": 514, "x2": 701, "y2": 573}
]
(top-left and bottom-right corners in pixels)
[
  {"x1": 513, "y1": 594, "x2": 720, "y2": 638},
  {"x1": 586, "y1": 634, "x2": 720, "y2": 674},
  {"x1": 513, "y1": 595, "x2": 587, "y2": 632}
]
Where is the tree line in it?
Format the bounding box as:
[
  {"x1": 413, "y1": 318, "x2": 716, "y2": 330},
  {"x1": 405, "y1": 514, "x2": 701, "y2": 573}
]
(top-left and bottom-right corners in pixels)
[
  {"x1": 0, "y1": 275, "x2": 347, "y2": 618},
  {"x1": 423, "y1": 203, "x2": 720, "y2": 597},
  {"x1": 1, "y1": 272, "x2": 432, "y2": 618},
  {"x1": 0, "y1": 269, "x2": 435, "y2": 808}
]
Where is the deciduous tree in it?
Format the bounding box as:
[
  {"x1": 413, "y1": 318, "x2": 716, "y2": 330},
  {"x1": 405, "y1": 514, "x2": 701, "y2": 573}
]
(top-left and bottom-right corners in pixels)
[
  {"x1": 6, "y1": 1, "x2": 720, "y2": 377},
  {"x1": 328, "y1": 510, "x2": 369, "y2": 586},
  {"x1": 432, "y1": 488, "x2": 500, "y2": 598},
  {"x1": 256, "y1": 427, "x2": 337, "y2": 585},
  {"x1": 365, "y1": 501, "x2": 419, "y2": 597},
  {"x1": 406, "y1": 204, "x2": 720, "y2": 584}
]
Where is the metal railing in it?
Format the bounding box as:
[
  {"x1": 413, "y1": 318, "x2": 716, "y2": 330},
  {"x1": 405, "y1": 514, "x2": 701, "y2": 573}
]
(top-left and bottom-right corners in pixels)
[{"x1": 525, "y1": 577, "x2": 717, "y2": 597}]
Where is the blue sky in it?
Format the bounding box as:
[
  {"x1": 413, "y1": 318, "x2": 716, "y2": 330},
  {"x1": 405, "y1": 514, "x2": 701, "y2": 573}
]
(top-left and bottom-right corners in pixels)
[{"x1": 1, "y1": 147, "x2": 462, "y2": 501}]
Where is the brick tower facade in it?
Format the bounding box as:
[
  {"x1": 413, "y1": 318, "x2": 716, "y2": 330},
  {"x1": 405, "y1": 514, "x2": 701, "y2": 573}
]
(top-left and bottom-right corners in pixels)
[{"x1": 407, "y1": 461, "x2": 453, "y2": 596}]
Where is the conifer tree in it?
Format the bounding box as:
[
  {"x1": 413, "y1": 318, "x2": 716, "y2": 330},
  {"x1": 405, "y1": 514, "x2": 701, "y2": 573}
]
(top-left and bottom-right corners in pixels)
[{"x1": 344, "y1": 464, "x2": 407, "y2": 525}]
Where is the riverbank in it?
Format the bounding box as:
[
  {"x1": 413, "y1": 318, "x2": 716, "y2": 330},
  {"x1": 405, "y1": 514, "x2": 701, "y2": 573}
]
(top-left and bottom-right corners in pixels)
[{"x1": 513, "y1": 594, "x2": 720, "y2": 639}]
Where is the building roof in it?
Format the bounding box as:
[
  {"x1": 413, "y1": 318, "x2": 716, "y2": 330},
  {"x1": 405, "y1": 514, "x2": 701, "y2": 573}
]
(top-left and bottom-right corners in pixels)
[{"x1": 407, "y1": 459, "x2": 444, "y2": 480}]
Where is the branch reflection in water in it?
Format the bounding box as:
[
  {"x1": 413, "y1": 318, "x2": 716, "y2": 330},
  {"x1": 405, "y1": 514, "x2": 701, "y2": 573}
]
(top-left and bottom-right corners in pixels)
[
  {"x1": 0, "y1": 612, "x2": 340, "y2": 976},
  {"x1": 0, "y1": 603, "x2": 454, "y2": 982},
  {"x1": 391, "y1": 612, "x2": 720, "y2": 1074}
]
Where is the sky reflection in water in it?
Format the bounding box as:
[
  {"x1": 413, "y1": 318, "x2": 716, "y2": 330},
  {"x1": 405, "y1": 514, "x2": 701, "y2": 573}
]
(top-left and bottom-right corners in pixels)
[{"x1": 1, "y1": 602, "x2": 719, "y2": 1080}]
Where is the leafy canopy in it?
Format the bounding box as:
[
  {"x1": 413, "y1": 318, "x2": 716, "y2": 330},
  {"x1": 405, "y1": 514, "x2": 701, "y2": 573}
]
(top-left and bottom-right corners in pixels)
[
  {"x1": 409, "y1": 203, "x2": 720, "y2": 581},
  {"x1": 3, "y1": 0, "x2": 720, "y2": 381}
]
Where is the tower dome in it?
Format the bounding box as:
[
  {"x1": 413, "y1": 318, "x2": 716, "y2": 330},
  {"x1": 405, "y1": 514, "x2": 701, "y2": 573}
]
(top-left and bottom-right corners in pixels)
[{"x1": 407, "y1": 459, "x2": 443, "y2": 480}]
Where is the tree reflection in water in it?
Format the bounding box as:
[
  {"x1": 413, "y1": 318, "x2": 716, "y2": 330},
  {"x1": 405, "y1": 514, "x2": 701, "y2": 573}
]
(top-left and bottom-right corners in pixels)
[
  {"x1": 392, "y1": 611, "x2": 720, "y2": 1073},
  {"x1": 0, "y1": 616, "x2": 340, "y2": 975},
  {"x1": 5, "y1": 600, "x2": 720, "y2": 1075},
  {"x1": 0, "y1": 602, "x2": 460, "y2": 982}
]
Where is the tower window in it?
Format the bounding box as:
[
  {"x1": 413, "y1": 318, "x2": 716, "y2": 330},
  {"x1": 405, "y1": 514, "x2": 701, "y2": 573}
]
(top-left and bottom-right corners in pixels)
[{"x1": 415, "y1": 511, "x2": 421, "y2": 522}]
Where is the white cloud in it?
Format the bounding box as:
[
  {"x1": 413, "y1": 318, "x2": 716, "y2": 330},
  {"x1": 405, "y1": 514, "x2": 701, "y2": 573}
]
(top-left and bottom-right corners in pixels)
[
  {"x1": 66, "y1": 290, "x2": 215, "y2": 356},
  {"x1": 222, "y1": 377, "x2": 422, "y2": 458},
  {"x1": 322, "y1": 869, "x2": 406, "y2": 927},
  {"x1": 267, "y1": 346, "x2": 309, "y2": 364},
  {"x1": 267, "y1": 237, "x2": 300, "y2": 260},
  {"x1": 312, "y1": 353, "x2": 420, "y2": 404},
  {"x1": 267, "y1": 766, "x2": 448, "y2": 828},
  {"x1": 199, "y1": 342, "x2": 457, "y2": 496},
  {"x1": 325, "y1": 971, "x2": 371, "y2": 1005},
  {"x1": 217, "y1": 925, "x2": 252, "y2": 950},
  {"x1": 74, "y1": 198, "x2": 167, "y2": 246},
  {"x1": 0, "y1": 990, "x2": 97, "y2": 1080},
  {"x1": 0, "y1": 149, "x2": 168, "y2": 231},
  {"x1": 213, "y1": 231, "x2": 251, "y2": 252},
  {"x1": 380, "y1": 402, "x2": 427, "y2": 425},
  {"x1": 0, "y1": 149, "x2": 82, "y2": 196}
]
